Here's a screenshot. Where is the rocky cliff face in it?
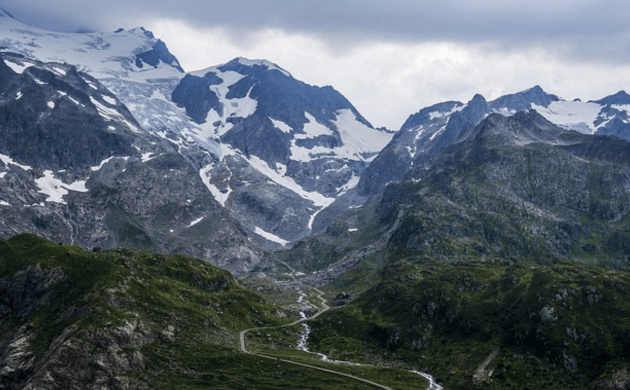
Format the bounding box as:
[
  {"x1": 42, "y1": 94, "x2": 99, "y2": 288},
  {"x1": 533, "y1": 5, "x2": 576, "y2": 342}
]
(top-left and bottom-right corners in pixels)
[
  {"x1": 171, "y1": 57, "x2": 393, "y2": 240},
  {"x1": 379, "y1": 111, "x2": 630, "y2": 265},
  {"x1": 0, "y1": 54, "x2": 257, "y2": 273}
]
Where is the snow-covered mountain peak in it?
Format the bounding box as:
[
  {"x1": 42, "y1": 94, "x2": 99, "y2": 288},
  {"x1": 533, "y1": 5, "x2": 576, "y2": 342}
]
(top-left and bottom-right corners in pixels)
[
  {"x1": 0, "y1": 16, "x2": 183, "y2": 81},
  {"x1": 231, "y1": 57, "x2": 292, "y2": 78},
  {"x1": 173, "y1": 56, "x2": 394, "y2": 239},
  {"x1": 189, "y1": 57, "x2": 291, "y2": 80}
]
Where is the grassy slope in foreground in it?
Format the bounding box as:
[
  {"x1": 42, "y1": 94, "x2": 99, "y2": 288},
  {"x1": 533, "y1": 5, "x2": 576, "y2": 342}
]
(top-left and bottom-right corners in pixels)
[
  {"x1": 308, "y1": 258, "x2": 630, "y2": 390},
  {"x1": 0, "y1": 233, "x2": 385, "y2": 389}
]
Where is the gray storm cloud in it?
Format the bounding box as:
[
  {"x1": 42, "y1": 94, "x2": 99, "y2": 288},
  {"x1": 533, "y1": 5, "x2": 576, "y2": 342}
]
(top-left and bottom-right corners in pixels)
[{"x1": 4, "y1": 0, "x2": 630, "y2": 60}]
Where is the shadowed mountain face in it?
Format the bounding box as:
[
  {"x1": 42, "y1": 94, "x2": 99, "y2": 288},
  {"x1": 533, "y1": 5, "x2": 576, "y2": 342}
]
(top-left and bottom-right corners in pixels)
[
  {"x1": 0, "y1": 54, "x2": 257, "y2": 273},
  {"x1": 0, "y1": 56, "x2": 139, "y2": 171},
  {"x1": 379, "y1": 110, "x2": 630, "y2": 265}
]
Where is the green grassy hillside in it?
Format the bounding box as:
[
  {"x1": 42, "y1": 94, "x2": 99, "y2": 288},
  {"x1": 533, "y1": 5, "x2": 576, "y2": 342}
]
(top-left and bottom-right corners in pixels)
[
  {"x1": 307, "y1": 257, "x2": 630, "y2": 389},
  {"x1": 0, "y1": 233, "x2": 391, "y2": 389}
]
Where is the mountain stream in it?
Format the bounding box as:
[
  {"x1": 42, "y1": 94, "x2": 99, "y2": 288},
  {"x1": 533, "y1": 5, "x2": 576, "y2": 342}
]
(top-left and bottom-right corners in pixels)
[{"x1": 294, "y1": 285, "x2": 443, "y2": 390}]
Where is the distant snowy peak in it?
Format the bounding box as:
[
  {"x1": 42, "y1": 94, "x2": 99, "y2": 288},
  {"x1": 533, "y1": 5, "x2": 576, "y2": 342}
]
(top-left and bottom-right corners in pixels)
[
  {"x1": 531, "y1": 90, "x2": 630, "y2": 137},
  {"x1": 491, "y1": 85, "x2": 560, "y2": 113},
  {"x1": 194, "y1": 57, "x2": 292, "y2": 78},
  {"x1": 0, "y1": 15, "x2": 183, "y2": 81},
  {"x1": 173, "y1": 56, "x2": 388, "y2": 165},
  {"x1": 358, "y1": 86, "x2": 621, "y2": 196},
  {"x1": 400, "y1": 101, "x2": 464, "y2": 131},
  {"x1": 401, "y1": 86, "x2": 630, "y2": 139}
]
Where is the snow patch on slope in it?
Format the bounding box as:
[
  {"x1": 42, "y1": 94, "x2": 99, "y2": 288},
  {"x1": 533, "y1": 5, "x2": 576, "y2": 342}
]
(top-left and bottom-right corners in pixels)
[
  {"x1": 91, "y1": 156, "x2": 117, "y2": 171},
  {"x1": 35, "y1": 170, "x2": 88, "y2": 204},
  {"x1": 254, "y1": 226, "x2": 290, "y2": 246},
  {"x1": 188, "y1": 216, "x2": 204, "y2": 227},
  {"x1": 532, "y1": 101, "x2": 602, "y2": 134},
  {"x1": 199, "y1": 163, "x2": 233, "y2": 207},
  {"x1": 193, "y1": 70, "x2": 257, "y2": 137},
  {"x1": 247, "y1": 155, "x2": 334, "y2": 208},
  {"x1": 289, "y1": 110, "x2": 393, "y2": 163},
  {"x1": 295, "y1": 113, "x2": 334, "y2": 139},
  {"x1": 4, "y1": 59, "x2": 30, "y2": 74},
  {"x1": 334, "y1": 109, "x2": 393, "y2": 160},
  {"x1": 0, "y1": 154, "x2": 32, "y2": 171},
  {"x1": 271, "y1": 118, "x2": 292, "y2": 133},
  {"x1": 428, "y1": 104, "x2": 464, "y2": 120}
]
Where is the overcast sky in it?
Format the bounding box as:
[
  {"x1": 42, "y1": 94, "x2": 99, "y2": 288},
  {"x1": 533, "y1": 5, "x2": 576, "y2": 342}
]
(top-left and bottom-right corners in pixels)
[{"x1": 4, "y1": 0, "x2": 630, "y2": 129}]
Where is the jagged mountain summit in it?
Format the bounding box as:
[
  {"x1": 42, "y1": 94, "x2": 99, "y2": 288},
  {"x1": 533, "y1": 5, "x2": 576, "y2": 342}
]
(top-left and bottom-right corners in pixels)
[
  {"x1": 171, "y1": 57, "x2": 393, "y2": 241},
  {"x1": 358, "y1": 85, "x2": 630, "y2": 196}
]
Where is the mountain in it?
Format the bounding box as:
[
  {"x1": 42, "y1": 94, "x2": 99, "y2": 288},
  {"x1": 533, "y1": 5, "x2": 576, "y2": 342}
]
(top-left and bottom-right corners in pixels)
[
  {"x1": 3, "y1": 9, "x2": 630, "y2": 266},
  {"x1": 171, "y1": 57, "x2": 393, "y2": 241},
  {"x1": 0, "y1": 51, "x2": 261, "y2": 273},
  {"x1": 274, "y1": 110, "x2": 630, "y2": 389},
  {"x1": 281, "y1": 109, "x2": 630, "y2": 289},
  {"x1": 384, "y1": 110, "x2": 630, "y2": 264},
  {"x1": 0, "y1": 11, "x2": 394, "y2": 252},
  {"x1": 357, "y1": 85, "x2": 630, "y2": 196},
  {"x1": 5, "y1": 8, "x2": 630, "y2": 390}
]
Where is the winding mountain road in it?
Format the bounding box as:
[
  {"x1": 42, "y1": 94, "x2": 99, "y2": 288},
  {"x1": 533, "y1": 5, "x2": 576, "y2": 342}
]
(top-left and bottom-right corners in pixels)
[{"x1": 239, "y1": 263, "x2": 394, "y2": 390}]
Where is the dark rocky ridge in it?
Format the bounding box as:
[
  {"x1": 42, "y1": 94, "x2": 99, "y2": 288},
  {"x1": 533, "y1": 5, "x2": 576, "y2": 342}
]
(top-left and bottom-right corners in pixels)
[{"x1": 0, "y1": 55, "x2": 139, "y2": 172}]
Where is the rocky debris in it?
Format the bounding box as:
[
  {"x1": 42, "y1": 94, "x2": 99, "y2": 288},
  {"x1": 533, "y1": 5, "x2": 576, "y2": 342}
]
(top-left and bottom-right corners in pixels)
[
  {"x1": 562, "y1": 349, "x2": 578, "y2": 374},
  {"x1": 472, "y1": 348, "x2": 498, "y2": 385},
  {"x1": 159, "y1": 325, "x2": 175, "y2": 343},
  {"x1": 332, "y1": 292, "x2": 351, "y2": 306},
  {"x1": 0, "y1": 267, "x2": 68, "y2": 319},
  {"x1": 299, "y1": 213, "x2": 403, "y2": 287},
  {"x1": 0, "y1": 324, "x2": 36, "y2": 387},
  {"x1": 584, "y1": 285, "x2": 603, "y2": 305},
  {"x1": 595, "y1": 368, "x2": 630, "y2": 390},
  {"x1": 539, "y1": 306, "x2": 558, "y2": 322},
  {"x1": 19, "y1": 320, "x2": 153, "y2": 390},
  {"x1": 566, "y1": 327, "x2": 586, "y2": 343},
  {"x1": 411, "y1": 337, "x2": 429, "y2": 350}
]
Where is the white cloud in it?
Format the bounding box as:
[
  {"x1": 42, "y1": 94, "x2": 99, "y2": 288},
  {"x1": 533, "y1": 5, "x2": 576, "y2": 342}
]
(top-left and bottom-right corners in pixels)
[
  {"x1": 6, "y1": 2, "x2": 630, "y2": 130},
  {"x1": 140, "y1": 18, "x2": 630, "y2": 130}
]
